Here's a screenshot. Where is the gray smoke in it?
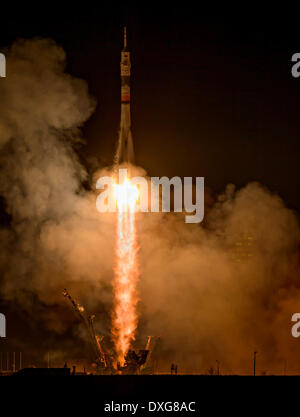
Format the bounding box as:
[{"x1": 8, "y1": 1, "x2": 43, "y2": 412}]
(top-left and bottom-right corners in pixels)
[{"x1": 1, "y1": 38, "x2": 300, "y2": 374}]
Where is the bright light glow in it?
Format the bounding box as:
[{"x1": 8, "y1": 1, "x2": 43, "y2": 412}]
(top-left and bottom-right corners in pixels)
[{"x1": 113, "y1": 178, "x2": 139, "y2": 212}]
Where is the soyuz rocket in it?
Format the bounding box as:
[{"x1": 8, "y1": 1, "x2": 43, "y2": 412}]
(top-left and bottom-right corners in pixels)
[{"x1": 115, "y1": 26, "x2": 134, "y2": 165}]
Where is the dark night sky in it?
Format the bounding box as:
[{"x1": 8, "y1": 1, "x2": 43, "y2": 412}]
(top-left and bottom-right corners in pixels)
[{"x1": 1, "y1": 5, "x2": 300, "y2": 210}]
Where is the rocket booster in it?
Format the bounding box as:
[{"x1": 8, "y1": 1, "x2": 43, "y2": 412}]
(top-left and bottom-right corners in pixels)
[
  {"x1": 121, "y1": 26, "x2": 131, "y2": 103},
  {"x1": 115, "y1": 26, "x2": 134, "y2": 165}
]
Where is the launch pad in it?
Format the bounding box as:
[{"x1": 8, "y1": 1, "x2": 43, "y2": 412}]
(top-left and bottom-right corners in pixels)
[{"x1": 63, "y1": 288, "x2": 159, "y2": 375}]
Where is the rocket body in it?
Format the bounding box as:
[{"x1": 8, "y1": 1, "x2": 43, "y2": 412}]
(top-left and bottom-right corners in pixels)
[{"x1": 116, "y1": 27, "x2": 134, "y2": 165}]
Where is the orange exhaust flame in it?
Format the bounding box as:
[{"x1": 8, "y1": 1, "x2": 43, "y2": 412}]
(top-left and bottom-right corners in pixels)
[{"x1": 112, "y1": 176, "x2": 139, "y2": 366}]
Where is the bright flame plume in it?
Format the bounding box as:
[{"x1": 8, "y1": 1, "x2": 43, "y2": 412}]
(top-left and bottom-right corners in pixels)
[{"x1": 112, "y1": 176, "x2": 139, "y2": 365}]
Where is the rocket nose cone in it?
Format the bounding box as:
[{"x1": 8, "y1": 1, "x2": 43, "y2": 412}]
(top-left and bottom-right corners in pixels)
[{"x1": 124, "y1": 26, "x2": 127, "y2": 49}]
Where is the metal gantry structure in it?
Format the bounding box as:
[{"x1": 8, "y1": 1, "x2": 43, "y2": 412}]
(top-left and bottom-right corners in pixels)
[
  {"x1": 63, "y1": 288, "x2": 114, "y2": 373},
  {"x1": 63, "y1": 288, "x2": 158, "y2": 374}
]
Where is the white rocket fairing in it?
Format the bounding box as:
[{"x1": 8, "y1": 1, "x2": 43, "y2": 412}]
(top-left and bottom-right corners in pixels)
[{"x1": 115, "y1": 26, "x2": 134, "y2": 165}]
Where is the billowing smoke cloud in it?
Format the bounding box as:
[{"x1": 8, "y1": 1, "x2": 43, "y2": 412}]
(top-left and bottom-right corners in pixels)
[
  {"x1": 138, "y1": 183, "x2": 300, "y2": 373},
  {"x1": 1, "y1": 38, "x2": 300, "y2": 374},
  {"x1": 0, "y1": 38, "x2": 115, "y2": 362}
]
